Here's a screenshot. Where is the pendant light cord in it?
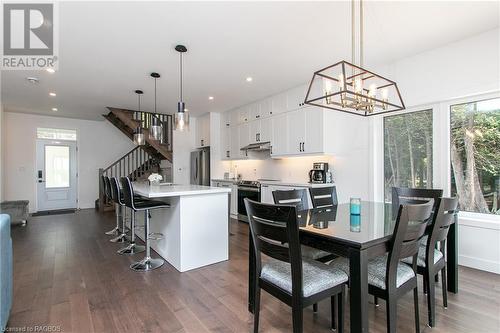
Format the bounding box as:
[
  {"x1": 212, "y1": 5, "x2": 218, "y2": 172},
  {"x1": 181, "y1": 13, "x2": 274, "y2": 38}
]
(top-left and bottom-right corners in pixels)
[
  {"x1": 154, "y1": 78, "x2": 157, "y2": 113},
  {"x1": 351, "y1": 0, "x2": 364, "y2": 68},
  {"x1": 180, "y1": 52, "x2": 183, "y2": 102},
  {"x1": 360, "y1": 0, "x2": 363, "y2": 68}
]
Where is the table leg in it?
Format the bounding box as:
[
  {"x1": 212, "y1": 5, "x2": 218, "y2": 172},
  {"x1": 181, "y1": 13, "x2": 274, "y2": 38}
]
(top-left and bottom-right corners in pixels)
[
  {"x1": 248, "y1": 232, "x2": 255, "y2": 313},
  {"x1": 447, "y1": 219, "x2": 458, "y2": 293},
  {"x1": 349, "y1": 248, "x2": 369, "y2": 333}
]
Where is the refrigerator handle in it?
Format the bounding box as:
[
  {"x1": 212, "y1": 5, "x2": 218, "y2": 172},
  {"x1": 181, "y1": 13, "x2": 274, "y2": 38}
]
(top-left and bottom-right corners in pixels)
[{"x1": 195, "y1": 157, "x2": 198, "y2": 182}]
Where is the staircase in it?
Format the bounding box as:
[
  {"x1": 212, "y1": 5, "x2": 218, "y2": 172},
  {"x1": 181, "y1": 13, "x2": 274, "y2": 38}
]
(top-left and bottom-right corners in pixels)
[{"x1": 97, "y1": 107, "x2": 174, "y2": 212}]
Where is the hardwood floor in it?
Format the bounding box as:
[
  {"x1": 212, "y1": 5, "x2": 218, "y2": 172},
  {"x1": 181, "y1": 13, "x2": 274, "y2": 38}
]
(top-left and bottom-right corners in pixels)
[{"x1": 8, "y1": 209, "x2": 500, "y2": 332}]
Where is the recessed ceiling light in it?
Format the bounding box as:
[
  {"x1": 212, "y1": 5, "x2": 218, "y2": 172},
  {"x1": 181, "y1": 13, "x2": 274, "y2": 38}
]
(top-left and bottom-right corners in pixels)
[
  {"x1": 208, "y1": 96, "x2": 214, "y2": 100},
  {"x1": 51, "y1": 108, "x2": 58, "y2": 112},
  {"x1": 26, "y1": 77, "x2": 39, "y2": 84},
  {"x1": 46, "y1": 68, "x2": 55, "y2": 73},
  {"x1": 246, "y1": 77, "x2": 253, "y2": 82},
  {"x1": 49, "y1": 92, "x2": 56, "y2": 97}
]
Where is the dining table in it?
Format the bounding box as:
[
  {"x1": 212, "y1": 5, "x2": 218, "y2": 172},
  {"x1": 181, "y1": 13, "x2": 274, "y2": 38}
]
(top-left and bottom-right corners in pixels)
[{"x1": 247, "y1": 201, "x2": 458, "y2": 333}]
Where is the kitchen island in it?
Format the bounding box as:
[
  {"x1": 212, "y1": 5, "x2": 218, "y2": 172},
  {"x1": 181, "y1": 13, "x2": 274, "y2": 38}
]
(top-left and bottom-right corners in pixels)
[{"x1": 132, "y1": 183, "x2": 231, "y2": 272}]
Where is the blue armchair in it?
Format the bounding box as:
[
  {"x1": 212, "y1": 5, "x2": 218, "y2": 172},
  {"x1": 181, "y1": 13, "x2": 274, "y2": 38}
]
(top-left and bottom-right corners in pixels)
[{"x1": 0, "y1": 214, "x2": 12, "y2": 330}]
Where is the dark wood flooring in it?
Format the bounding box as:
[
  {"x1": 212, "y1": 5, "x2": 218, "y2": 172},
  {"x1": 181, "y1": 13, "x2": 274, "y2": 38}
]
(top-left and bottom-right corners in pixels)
[{"x1": 7, "y1": 209, "x2": 500, "y2": 332}]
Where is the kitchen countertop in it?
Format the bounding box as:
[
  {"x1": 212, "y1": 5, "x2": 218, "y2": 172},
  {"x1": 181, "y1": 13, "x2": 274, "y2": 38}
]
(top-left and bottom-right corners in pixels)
[
  {"x1": 134, "y1": 183, "x2": 231, "y2": 198},
  {"x1": 259, "y1": 180, "x2": 335, "y2": 188},
  {"x1": 211, "y1": 178, "x2": 238, "y2": 184}
]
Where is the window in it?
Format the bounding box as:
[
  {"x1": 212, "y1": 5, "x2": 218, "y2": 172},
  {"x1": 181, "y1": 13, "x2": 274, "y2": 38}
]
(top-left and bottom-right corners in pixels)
[
  {"x1": 45, "y1": 145, "x2": 70, "y2": 188},
  {"x1": 383, "y1": 110, "x2": 433, "y2": 202},
  {"x1": 450, "y1": 97, "x2": 500, "y2": 214},
  {"x1": 37, "y1": 128, "x2": 77, "y2": 141}
]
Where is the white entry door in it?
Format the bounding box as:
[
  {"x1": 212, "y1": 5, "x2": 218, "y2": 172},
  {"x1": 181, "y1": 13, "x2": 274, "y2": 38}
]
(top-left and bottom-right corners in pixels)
[{"x1": 36, "y1": 140, "x2": 78, "y2": 211}]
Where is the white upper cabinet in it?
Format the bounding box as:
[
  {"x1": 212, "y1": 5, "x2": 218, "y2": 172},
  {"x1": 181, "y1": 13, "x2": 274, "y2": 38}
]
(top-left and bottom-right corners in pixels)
[
  {"x1": 260, "y1": 117, "x2": 271, "y2": 143},
  {"x1": 221, "y1": 126, "x2": 231, "y2": 160},
  {"x1": 238, "y1": 106, "x2": 250, "y2": 123},
  {"x1": 238, "y1": 122, "x2": 250, "y2": 158},
  {"x1": 249, "y1": 119, "x2": 261, "y2": 143},
  {"x1": 230, "y1": 125, "x2": 240, "y2": 159},
  {"x1": 260, "y1": 98, "x2": 272, "y2": 118},
  {"x1": 271, "y1": 113, "x2": 288, "y2": 156},
  {"x1": 287, "y1": 109, "x2": 306, "y2": 154},
  {"x1": 195, "y1": 114, "x2": 210, "y2": 148},
  {"x1": 303, "y1": 107, "x2": 324, "y2": 154},
  {"x1": 271, "y1": 92, "x2": 287, "y2": 115},
  {"x1": 222, "y1": 111, "x2": 231, "y2": 128},
  {"x1": 287, "y1": 85, "x2": 308, "y2": 111},
  {"x1": 249, "y1": 103, "x2": 261, "y2": 120}
]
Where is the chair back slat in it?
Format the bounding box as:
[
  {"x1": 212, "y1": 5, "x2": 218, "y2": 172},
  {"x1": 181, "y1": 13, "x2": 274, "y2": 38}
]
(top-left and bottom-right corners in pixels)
[
  {"x1": 109, "y1": 177, "x2": 120, "y2": 203},
  {"x1": 386, "y1": 201, "x2": 433, "y2": 289},
  {"x1": 120, "y1": 177, "x2": 135, "y2": 210},
  {"x1": 429, "y1": 197, "x2": 459, "y2": 244},
  {"x1": 273, "y1": 189, "x2": 308, "y2": 211},
  {"x1": 392, "y1": 187, "x2": 442, "y2": 219},
  {"x1": 103, "y1": 176, "x2": 112, "y2": 200},
  {"x1": 245, "y1": 199, "x2": 303, "y2": 295},
  {"x1": 309, "y1": 186, "x2": 338, "y2": 208}
]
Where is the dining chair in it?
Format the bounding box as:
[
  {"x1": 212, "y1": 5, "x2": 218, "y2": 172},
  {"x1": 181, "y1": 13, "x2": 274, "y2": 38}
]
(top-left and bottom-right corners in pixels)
[
  {"x1": 245, "y1": 198, "x2": 348, "y2": 333},
  {"x1": 402, "y1": 197, "x2": 459, "y2": 327},
  {"x1": 331, "y1": 200, "x2": 433, "y2": 333},
  {"x1": 272, "y1": 189, "x2": 337, "y2": 262},
  {"x1": 392, "y1": 187, "x2": 442, "y2": 220},
  {"x1": 309, "y1": 186, "x2": 338, "y2": 208}
]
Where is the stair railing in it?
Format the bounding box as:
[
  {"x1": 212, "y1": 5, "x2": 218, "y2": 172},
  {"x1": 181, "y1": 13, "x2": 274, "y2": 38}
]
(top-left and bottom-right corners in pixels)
[
  {"x1": 98, "y1": 146, "x2": 157, "y2": 211},
  {"x1": 132, "y1": 110, "x2": 173, "y2": 151}
]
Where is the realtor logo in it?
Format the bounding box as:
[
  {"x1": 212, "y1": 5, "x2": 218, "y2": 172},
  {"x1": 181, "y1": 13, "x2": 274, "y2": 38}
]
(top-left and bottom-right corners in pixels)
[{"x1": 2, "y1": 2, "x2": 58, "y2": 70}]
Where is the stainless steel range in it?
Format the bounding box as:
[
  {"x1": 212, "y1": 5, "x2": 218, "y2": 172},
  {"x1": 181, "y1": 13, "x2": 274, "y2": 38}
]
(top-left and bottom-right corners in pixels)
[{"x1": 237, "y1": 180, "x2": 261, "y2": 222}]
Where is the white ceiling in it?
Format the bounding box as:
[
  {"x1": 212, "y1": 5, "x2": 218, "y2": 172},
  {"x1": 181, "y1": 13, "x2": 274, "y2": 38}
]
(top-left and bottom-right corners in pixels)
[{"x1": 2, "y1": 1, "x2": 499, "y2": 120}]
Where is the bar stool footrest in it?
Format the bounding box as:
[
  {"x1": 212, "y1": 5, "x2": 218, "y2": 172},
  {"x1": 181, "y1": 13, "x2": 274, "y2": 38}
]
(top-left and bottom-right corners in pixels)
[{"x1": 147, "y1": 232, "x2": 164, "y2": 241}]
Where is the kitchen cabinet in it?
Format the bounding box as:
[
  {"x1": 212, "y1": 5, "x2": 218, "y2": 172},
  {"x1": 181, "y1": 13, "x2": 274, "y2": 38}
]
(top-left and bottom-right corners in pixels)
[
  {"x1": 238, "y1": 106, "x2": 250, "y2": 123},
  {"x1": 230, "y1": 125, "x2": 240, "y2": 159},
  {"x1": 212, "y1": 180, "x2": 237, "y2": 217},
  {"x1": 260, "y1": 98, "x2": 272, "y2": 118},
  {"x1": 238, "y1": 122, "x2": 250, "y2": 158},
  {"x1": 277, "y1": 107, "x2": 324, "y2": 156},
  {"x1": 249, "y1": 117, "x2": 272, "y2": 144},
  {"x1": 195, "y1": 114, "x2": 210, "y2": 148},
  {"x1": 221, "y1": 126, "x2": 231, "y2": 160},
  {"x1": 287, "y1": 109, "x2": 306, "y2": 154},
  {"x1": 249, "y1": 119, "x2": 260, "y2": 143},
  {"x1": 249, "y1": 103, "x2": 261, "y2": 120},
  {"x1": 222, "y1": 111, "x2": 231, "y2": 127},
  {"x1": 270, "y1": 113, "x2": 288, "y2": 156},
  {"x1": 260, "y1": 183, "x2": 313, "y2": 208},
  {"x1": 271, "y1": 92, "x2": 287, "y2": 115},
  {"x1": 287, "y1": 85, "x2": 308, "y2": 111}
]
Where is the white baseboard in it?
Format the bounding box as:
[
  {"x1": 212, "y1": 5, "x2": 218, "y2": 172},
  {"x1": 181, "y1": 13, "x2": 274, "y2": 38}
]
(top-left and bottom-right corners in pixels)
[{"x1": 459, "y1": 254, "x2": 500, "y2": 274}]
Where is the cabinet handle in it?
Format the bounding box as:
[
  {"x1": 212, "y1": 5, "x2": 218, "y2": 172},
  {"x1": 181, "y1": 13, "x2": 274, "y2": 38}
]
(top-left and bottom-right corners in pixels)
[
  {"x1": 201, "y1": 139, "x2": 204, "y2": 146},
  {"x1": 270, "y1": 145, "x2": 273, "y2": 154},
  {"x1": 299, "y1": 142, "x2": 302, "y2": 152},
  {"x1": 256, "y1": 115, "x2": 260, "y2": 119},
  {"x1": 270, "y1": 111, "x2": 273, "y2": 115},
  {"x1": 302, "y1": 142, "x2": 305, "y2": 152}
]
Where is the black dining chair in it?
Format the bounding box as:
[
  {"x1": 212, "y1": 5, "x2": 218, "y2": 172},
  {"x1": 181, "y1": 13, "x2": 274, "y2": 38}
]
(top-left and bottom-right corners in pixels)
[
  {"x1": 245, "y1": 198, "x2": 348, "y2": 333},
  {"x1": 402, "y1": 197, "x2": 459, "y2": 327},
  {"x1": 272, "y1": 190, "x2": 337, "y2": 260},
  {"x1": 309, "y1": 186, "x2": 338, "y2": 208},
  {"x1": 331, "y1": 201, "x2": 433, "y2": 333},
  {"x1": 392, "y1": 187, "x2": 442, "y2": 221},
  {"x1": 102, "y1": 175, "x2": 120, "y2": 236}
]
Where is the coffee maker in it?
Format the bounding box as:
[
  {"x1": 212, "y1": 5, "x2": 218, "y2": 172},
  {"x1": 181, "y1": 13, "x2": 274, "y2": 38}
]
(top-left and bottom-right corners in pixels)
[{"x1": 309, "y1": 162, "x2": 328, "y2": 183}]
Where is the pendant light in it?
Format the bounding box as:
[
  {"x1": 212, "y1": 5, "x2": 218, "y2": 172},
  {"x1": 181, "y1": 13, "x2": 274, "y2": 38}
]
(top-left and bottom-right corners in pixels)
[
  {"x1": 174, "y1": 44, "x2": 189, "y2": 131},
  {"x1": 133, "y1": 90, "x2": 145, "y2": 146},
  {"x1": 304, "y1": 0, "x2": 404, "y2": 116},
  {"x1": 149, "y1": 72, "x2": 163, "y2": 140}
]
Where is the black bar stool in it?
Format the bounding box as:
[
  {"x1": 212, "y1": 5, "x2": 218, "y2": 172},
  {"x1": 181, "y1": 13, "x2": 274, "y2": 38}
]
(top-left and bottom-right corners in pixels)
[
  {"x1": 120, "y1": 177, "x2": 170, "y2": 272},
  {"x1": 109, "y1": 177, "x2": 146, "y2": 255},
  {"x1": 103, "y1": 175, "x2": 127, "y2": 240},
  {"x1": 107, "y1": 176, "x2": 129, "y2": 243},
  {"x1": 102, "y1": 175, "x2": 120, "y2": 236}
]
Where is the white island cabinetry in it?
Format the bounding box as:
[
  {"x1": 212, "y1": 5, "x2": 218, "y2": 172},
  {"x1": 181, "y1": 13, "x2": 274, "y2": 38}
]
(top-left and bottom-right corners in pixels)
[{"x1": 133, "y1": 183, "x2": 230, "y2": 272}]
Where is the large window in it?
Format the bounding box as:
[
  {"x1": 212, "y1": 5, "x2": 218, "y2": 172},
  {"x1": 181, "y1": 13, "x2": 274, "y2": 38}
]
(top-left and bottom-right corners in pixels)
[
  {"x1": 450, "y1": 98, "x2": 500, "y2": 214},
  {"x1": 383, "y1": 110, "x2": 433, "y2": 202}
]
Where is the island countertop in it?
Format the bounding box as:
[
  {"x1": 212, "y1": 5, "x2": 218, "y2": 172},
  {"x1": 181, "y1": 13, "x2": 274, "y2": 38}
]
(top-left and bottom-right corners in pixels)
[{"x1": 133, "y1": 183, "x2": 231, "y2": 198}]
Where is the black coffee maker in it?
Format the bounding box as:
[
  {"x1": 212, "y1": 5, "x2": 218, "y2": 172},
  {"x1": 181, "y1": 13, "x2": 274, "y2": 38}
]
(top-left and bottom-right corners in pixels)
[{"x1": 309, "y1": 162, "x2": 328, "y2": 183}]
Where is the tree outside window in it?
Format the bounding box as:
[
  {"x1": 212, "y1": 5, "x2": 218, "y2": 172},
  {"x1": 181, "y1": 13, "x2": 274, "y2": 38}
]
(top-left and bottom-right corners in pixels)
[
  {"x1": 384, "y1": 110, "x2": 433, "y2": 202},
  {"x1": 450, "y1": 98, "x2": 500, "y2": 215}
]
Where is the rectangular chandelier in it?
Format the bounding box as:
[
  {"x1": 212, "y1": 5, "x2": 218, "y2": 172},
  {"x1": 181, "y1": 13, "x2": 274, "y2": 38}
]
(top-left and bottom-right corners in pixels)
[{"x1": 304, "y1": 60, "x2": 405, "y2": 116}]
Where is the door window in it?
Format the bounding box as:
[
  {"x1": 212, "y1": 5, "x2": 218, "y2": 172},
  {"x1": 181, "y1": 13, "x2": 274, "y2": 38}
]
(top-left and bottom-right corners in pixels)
[{"x1": 45, "y1": 145, "x2": 70, "y2": 188}]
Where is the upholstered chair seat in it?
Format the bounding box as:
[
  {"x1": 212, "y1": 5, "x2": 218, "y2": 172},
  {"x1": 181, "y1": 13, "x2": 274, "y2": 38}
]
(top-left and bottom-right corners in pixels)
[{"x1": 402, "y1": 246, "x2": 443, "y2": 268}]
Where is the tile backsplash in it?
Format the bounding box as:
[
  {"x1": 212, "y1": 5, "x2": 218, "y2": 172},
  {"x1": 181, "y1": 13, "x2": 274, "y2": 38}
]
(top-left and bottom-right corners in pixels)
[{"x1": 222, "y1": 155, "x2": 335, "y2": 183}]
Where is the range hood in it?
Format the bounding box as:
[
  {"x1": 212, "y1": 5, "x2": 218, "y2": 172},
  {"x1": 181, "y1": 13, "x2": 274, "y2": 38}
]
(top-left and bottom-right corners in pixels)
[{"x1": 240, "y1": 142, "x2": 271, "y2": 151}]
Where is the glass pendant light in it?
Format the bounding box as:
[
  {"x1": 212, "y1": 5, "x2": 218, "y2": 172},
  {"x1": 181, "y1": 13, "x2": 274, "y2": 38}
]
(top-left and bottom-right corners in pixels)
[
  {"x1": 133, "y1": 90, "x2": 145, "y2": 145},
  {"x1": 149, "y1": 72, "x2": 163, "y2": 140},
  {"x1": 174, "y1": 45, "x2": 189, "y2": 131}
]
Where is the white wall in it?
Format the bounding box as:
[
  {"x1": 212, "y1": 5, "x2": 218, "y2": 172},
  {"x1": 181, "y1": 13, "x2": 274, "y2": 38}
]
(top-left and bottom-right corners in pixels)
[
  {"x1": 369, "y1": 29, "x2": 500, "y2": 273},
  {"x1": 3, "y1": 112, "x2": 134, "y2": 212},
  {"x1": 0, "y1": 70, "x2": 3, "y2": 202}
]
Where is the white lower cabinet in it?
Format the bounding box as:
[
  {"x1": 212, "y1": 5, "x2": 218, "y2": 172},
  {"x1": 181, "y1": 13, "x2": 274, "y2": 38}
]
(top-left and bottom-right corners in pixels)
[
  {"x1": 261, "y1": 184, "x2": 313, "y2": 208},
  {"x1": 212, "y1": 181, "x2": 238, "y2": 217}
]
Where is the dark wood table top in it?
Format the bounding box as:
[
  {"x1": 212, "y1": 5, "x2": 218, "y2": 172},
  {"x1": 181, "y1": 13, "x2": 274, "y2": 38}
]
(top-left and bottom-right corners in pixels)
[{"x1": 296, "y1": 201, "x2": 399, "y2": 249}]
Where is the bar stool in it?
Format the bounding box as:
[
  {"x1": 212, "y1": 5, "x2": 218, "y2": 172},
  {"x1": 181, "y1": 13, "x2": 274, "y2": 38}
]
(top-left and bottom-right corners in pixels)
[
  {"x1": 102, "y1": 175, "x2": 122, "y2": 237},
  {"x1": 120, "y1": 177, "x2": 169, "y2": 271},
  {"x1": 106, "y1": 176, "x2": 129, "y2": 243},
  {"x1": 109, "y1": 177, "x2": 146, "y2": 255}
]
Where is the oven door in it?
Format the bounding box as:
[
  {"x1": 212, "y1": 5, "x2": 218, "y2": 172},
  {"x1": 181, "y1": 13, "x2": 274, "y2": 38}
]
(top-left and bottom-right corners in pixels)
[{"x1": 237, "y1": 186, "x2": 261, "y2": 222}]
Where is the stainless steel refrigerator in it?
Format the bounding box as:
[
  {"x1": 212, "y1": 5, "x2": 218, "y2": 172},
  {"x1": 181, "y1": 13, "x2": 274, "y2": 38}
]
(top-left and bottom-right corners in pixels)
[{"x1": 190, "y1": 148, "x2": 210, "y2": 185}]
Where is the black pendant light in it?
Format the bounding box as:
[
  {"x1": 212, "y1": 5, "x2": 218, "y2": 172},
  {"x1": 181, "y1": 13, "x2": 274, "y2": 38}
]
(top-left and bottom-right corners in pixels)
[
  {"x1": 133, "y1": 90, "x2": 145, "y2": 146},
  {"x1": 149, "y1": 72, "x2": 163, "y2": 140},
  {"x1": 174, "y1": 44, "x2": 189, "y2": 131}
]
